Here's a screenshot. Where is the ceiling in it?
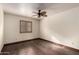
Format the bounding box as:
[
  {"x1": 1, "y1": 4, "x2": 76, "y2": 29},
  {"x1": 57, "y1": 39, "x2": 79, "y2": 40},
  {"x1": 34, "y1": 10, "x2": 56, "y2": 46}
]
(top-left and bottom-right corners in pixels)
[{"x1": 1, "y1": 3, "x2": 79, "y2": 18}]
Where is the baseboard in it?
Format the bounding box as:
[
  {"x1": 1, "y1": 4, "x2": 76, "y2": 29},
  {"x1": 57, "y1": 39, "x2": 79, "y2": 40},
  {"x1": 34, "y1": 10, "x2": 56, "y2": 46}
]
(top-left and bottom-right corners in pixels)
[
  {"x1": 4, "y1": 38, "x2": 40, "y2": 46},
  {"x1": 40, "y1": 38, "x2": 79, "y2": 52},
  {"x1": 4, "y1": 38, "x2": 79, "y2": 52}
]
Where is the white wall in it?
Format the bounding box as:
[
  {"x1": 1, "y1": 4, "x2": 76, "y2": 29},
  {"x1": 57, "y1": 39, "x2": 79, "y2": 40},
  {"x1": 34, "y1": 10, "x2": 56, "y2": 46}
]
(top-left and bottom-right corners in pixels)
[
  {"x1": 4, "y1": 6, "x2": 79, "y2": 49},
  {"x1": 40, "y1": 7, "x2": 79, "y2": 49},
  {"x1": 0, "y1": 7, "x2": 4, "y2": 52},
  {"x1": 4, "y1": 13, "x2": 40, "y2": 44}
]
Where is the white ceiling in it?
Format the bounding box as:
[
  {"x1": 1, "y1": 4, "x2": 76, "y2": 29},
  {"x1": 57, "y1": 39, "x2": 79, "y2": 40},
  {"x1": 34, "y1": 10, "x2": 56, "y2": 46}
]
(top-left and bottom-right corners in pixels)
[{"x1": 1, "y1": 3, "x2": 79, "y2": 18}]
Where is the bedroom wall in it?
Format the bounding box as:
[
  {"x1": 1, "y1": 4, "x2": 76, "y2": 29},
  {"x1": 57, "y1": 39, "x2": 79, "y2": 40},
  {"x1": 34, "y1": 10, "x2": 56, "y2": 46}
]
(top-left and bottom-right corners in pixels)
[
  {"x1": 0, "y1": 7, "x2": 4, "y2": 52},
  {"x1": 4, "y1": 13, "x2": 40, "y2": 44},
  {"x1": 40, "y1": 7, "x2": 79, "y2": 49}
]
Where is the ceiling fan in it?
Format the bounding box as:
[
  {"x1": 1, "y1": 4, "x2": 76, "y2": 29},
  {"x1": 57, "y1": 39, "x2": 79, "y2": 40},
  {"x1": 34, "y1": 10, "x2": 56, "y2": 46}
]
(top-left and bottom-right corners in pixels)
[{"x1": 33, "y1": 10, "x2": 47, "y2": 18}]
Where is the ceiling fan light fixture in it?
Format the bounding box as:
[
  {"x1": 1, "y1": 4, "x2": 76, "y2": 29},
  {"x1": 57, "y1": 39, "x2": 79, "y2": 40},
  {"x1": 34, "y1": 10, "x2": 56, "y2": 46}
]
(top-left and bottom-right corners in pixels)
[{"x1": 33, "y1": 9, "x2": 47, "y2": 18}]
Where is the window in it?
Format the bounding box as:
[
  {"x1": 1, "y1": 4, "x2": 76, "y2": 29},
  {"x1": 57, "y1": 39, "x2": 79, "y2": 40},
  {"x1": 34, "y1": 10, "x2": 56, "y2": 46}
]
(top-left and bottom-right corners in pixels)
[{"x1": 20, "y1": 20, "x2": 32, "y2": 33}]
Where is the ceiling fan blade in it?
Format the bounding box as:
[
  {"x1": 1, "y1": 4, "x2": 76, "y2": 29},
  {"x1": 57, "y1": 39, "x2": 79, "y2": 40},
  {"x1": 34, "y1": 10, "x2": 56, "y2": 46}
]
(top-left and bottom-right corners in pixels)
[
  {"x1": 32, "y1": 15, "x2": 37, "y2": 17},
  {"x1": 33, "y1": 15, "x2": 37, "y2": 16},
  {"x1": 41, "y1": 11, "x2": 46, "y2": 14},
  {"x1": 33, "y1": 12, "x2": 37, "y2": 14},
  {"x1": 32, "y1": 15, "x2": 37, "y2": 16},
  {"x1": 43, "y1": 15, "x2": 47, "y2": 17}
]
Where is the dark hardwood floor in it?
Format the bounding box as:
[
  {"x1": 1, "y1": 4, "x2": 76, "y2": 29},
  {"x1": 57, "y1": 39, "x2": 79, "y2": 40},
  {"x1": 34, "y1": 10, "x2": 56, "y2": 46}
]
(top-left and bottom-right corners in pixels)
[{"x1": 1, "y1": 38, "x2": 79, "y2": 55}]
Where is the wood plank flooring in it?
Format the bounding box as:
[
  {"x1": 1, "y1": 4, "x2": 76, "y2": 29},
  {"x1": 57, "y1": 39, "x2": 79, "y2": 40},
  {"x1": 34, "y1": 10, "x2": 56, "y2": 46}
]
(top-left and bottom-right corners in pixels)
[{"x1": 1, "y1": 39, "x2": 79, "y2": 55}]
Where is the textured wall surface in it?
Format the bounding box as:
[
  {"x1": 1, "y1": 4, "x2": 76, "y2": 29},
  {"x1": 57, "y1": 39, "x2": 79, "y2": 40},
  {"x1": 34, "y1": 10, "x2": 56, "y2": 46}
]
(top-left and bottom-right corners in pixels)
[
  {"x1": 40, "y1": 7, "x2": 79, "y2": 49},
  {"x1": 4, "y1": 13, "x2": 40, "y2": 44},
  {"x1": 0, "y1": 7, "x2": 4, "y2": 52}
]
